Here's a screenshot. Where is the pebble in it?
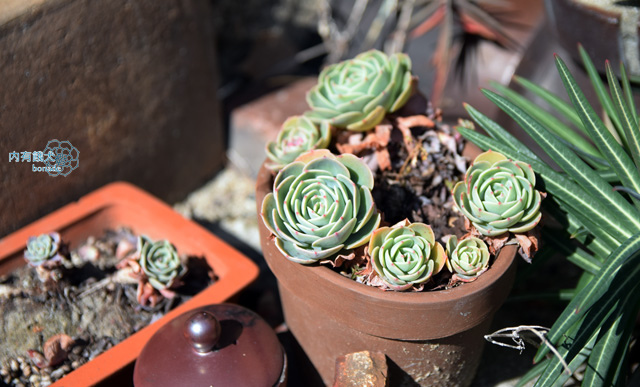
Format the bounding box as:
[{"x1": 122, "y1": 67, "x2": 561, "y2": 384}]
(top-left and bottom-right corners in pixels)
[
  {"x1": 29, "y1": 374, "x2": 41, "y2": 384},
  {"x1": 10, "y1": 359, "x2": 19, "y2": 372},
  {"x1": 0, "y1": 366, "x2": 8, "y2": 377},
  {"x1": 22, "y1": 364, "x2": 32, "y2": 377}
]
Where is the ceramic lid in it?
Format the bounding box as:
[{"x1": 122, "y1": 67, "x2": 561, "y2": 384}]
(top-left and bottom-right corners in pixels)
[{"x1": 133, "y1": 303, "x2": 286, "y2": 387}]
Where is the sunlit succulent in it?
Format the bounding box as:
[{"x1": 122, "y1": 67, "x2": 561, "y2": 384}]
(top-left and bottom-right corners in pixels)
[
  {"x1": 261, "y1": 149, "x2": 381, "y2": 264},
  {"x1": 266, "y1": 116, "x2": 331, "y2": 171},
  {"x1": 445, "y1": 235, "x2": 490, "y2": 282},
  {"x1": 138, "y1": 236, "x2": 187, "y2": 291},
  {"x1": 24, "y1": 232, "x2": 64, "y2": 268},
  {"x1": 305, "y1": 49, "x2": 413, "y2": 132},
  {"x1": 368, "y1": 219, "x2": 447, "y2": 291},
  {"x1": 452, "y1": 150, "x2": 543, "y2": 236}
]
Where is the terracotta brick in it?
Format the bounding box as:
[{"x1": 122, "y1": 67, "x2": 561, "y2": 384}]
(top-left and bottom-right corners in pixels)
[{"x1": 0, "y1": 0, "x2": 224, "y2": 237}]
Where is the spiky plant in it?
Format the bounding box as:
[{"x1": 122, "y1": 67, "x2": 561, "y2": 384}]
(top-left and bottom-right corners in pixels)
[
  {"x1": 445, "y1": 235, "x2": 489, "y2": 282},
  {"x1": 458, "y1": 47, "x2": 640, "y2": 386},
  {"x1": 305, "y1": 49, "x2": 413, "y2": 132},
  {"x1": 452, "y1": 150, "x2": 543, "y2": 236},
  {"x1": 265, "y1": 116, "x2": 331, "y2": 171},
  {"x1": 261, "y1": 149, "x2": 381, "y2": 264},
  {"x1": 368, "y1": 219, "x2": 447, "y2": 290}
]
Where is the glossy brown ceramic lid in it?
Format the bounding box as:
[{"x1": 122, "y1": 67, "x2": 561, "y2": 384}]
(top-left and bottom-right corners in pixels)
[{"x1": 133, "y1": 303, "x2": 285, "y2": 387}]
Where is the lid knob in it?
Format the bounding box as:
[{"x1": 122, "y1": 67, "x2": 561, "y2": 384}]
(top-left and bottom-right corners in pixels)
[{"x1": 183, "y1": 311, "x2": 221, "y2": 353}]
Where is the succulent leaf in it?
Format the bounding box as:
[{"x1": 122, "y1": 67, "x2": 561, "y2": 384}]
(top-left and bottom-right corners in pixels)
[
  {"x1": 261, "y1": 149, "x2": 381, "y2": 264},
  {"x1": 138, "y1": 236, "x2": 187, "y2": 291},
  {"x1": 445, "y1": 236, "x2": 490, "y2": 282},
  {"x1": 368, "y1": 220, "x2": 447, "y2": 291},
  {"x1": 24, "y1": 232, "x2": 63, "y2": 268},
  {"x1": 265, "y1": 116, "x2": 331, "y2": 171},
  {"x1": 305, "y1": 50, "x2": 413, "y2": 132},
  {"x1": 453, "y1": 150, "x2": 543, "y2": 236}
]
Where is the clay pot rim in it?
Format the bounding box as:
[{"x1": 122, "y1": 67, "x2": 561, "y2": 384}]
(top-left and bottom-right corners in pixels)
[{"x1": 256, "y1": 161, "x2": 517, "y2": 306}]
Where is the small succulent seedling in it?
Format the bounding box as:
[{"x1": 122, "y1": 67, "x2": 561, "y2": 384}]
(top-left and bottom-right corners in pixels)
[
  {"x1": 261, "y1": 149, "x2": 381, "y2": 264},
  {"x1": 368, "y1": 219, "x2": 447, "y2": 291},
  {"x1": 117, "y1": 235, "x2": 187, "y2": 307},
  {"x1": 137, "y1": 236, "x2": 187, "y2": 292},
  {"x1": 445, "y1": 235, "x2": 490, "y2": 282},
  {"x1": 266, "y1": 115, "x2": 331, "y2": 171},
  {"x1": 452, "y1": 150, "x2": 543, "y2": 236},
  {"x1": 305, "y1": 49, "x2": 413, "y2": 132},
  {"x1": 24, "y1": 232, "x2": 64, "y2": 268}
]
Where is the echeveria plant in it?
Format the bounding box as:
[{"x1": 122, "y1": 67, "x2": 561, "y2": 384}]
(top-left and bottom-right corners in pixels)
[
  {"x1": 266, "y1": 115, "x2": 331, "y2": 171},
  {"x1": 368, "y1": 219, "x2": 447, "y2": 291},
  {"x1": 452, "y1": 150, "x2": 543, "y2": 236},
  {"x1": 305, "y1": 49, "x2": 413, "y2": 132},
  {"x1": 261, "y1": 149, "x2": 381, "y2": 264},
  {"x1": 445, "y1": 235, "x2": 490, "y2": 282},
  {"x1": 137, "y1": 236, "x2": 187, "y2": 291},
  {"x1": 24, "y1": 232, "x2": 64, "y2": 268}
]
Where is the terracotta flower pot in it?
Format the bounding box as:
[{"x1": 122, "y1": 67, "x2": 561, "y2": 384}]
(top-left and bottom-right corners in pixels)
[
  {"x1": 256, "y1": 163, "x2": 517, "y2": 387},
  {"x1": 0, "y1": 182, "x2": 259, "y2": 386}
]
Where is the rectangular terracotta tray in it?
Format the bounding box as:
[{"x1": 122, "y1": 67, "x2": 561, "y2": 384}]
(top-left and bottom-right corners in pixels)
[{"x1": 0, "y1": 182, "x2": 259, "y2": 386}]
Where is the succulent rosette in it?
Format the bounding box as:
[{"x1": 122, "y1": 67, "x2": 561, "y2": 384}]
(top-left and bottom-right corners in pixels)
[
  {"x1": 24, "y1": 232, "x2": 64, "y2": 268},
  {"x1": 305, "y1": 49, "x2": 413, "y2": 132},
  {"x1": 266, "y1": 115, "x2": 331, "y2": 171},
  {"x1": 138, "y1": 236, "x2": 187, "y2": 291},
  {"x1": 368, "y1": 220, "x2": 447, "y2": 291},
  {"x1": 445, "y1": 235, "x2": 490, "y2": 282},
  {"x1": 452, "y1": 150, "x2": 543, "y2": 236},
  {"x1": 261, "y1": 149, "x2": 381, "y2": 264}
]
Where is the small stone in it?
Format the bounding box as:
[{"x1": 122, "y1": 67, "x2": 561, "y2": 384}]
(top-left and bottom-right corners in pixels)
[
  {"x1": 10, "y1": 359, "x2": 19, "y2": 372},
  {"x1": 71, "y1": 360, "x2": 81, "y2": 369},
  {"x1": 22, "y1": 364, "x2": 32, "y2": 377},
  {"x1": 29, "y1": 374, "x2": 41, "y2": 384},
  {"x1": 0, "y1": 366, "x2": 8, "y2": 376},
  {"x1": 15, "y1": 382, "x2": 26, "y2": 387},
  {"x1": 16, "y1": 356, "x2": 25, "y2": 365},
  {"x1": 333, "y1": 350, "x2": 388, "y2": 387}
]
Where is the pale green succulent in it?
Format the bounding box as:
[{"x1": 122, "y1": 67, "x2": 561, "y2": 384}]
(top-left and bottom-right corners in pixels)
[
  {"x1": 452, "y1": 150, "x2": 543, "y2": 236},
  {"x1": 266, "y1": 116, "x2": 331, "y2": 171},
  {"x1": 305, "y1": 49, "x2": 413, "y2": 132},
  {"x1": 261, "y1": 149, "x2": 381, "y2": 264},
  {"x1": 24, "y1": 232, "x2": 63, "y2": 268},
  {"x1": 138, "y1": 236, "x2": 187, "y2": 291},
  {"x1": 368, "y1": 219, "x2": 447, "y2": 291},
  {"x1": 445, "y1": 235, "x2": 490, "y2": 282}
]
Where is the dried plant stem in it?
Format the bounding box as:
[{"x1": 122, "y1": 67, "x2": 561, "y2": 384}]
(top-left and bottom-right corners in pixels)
[{"x1": 484, "y1": 325, "x2": 571, "y2": 376}]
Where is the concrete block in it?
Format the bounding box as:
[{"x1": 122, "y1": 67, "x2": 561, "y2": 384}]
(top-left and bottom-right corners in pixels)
[{"x1": 0, "y1": 0, "x2": 224, "y2": 237}]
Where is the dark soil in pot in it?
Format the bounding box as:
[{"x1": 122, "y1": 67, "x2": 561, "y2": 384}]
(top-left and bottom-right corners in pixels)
[{"x1": 0, "y1": 228, "x2": 215, "y2": 386}]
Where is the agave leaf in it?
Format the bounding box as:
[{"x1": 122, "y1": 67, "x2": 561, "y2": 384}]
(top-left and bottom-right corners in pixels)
[
  {"x1": 542, "y1": 228, "x2": 601, "y2": 275},
  {"x1": 606, "y1": 61, "x2": 640, "y2": 173},
  {"x1": 513, "y1": 75, "x2": 584, "y2": 130},
  {"x1": 582, "y1": 293, "x2": 638, "y2": 387},
  {"x1": 457, "y1": 126, "x2": 627, "y2": 246},
  {"x1": 556, "y1": 55, "x2": 640, "y2": 206},
  {"x1": 515, "y1": 358, "x2": 549, "y2": 387},
  {"x1": 463, "y1": 103, "x2": 540, "y2": 160},
  {"x1": 482, "y1": 88, "x2": 640, "y2": 235},
  {"x1": 491, "y1": 81, "x2": 603, "y2": 163},
  {"x1": 577, "y1": 45, "x2": 625, "y2": 144},
  {"x1": 534, "y1": 319, "x2": 598, "y2": 387},
  {"x1": 619, "y1": 62, "x2": 638, "y2": 122},
  {"x1": 534, "y1": 232, "x2": 640, "y2": 363}
]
